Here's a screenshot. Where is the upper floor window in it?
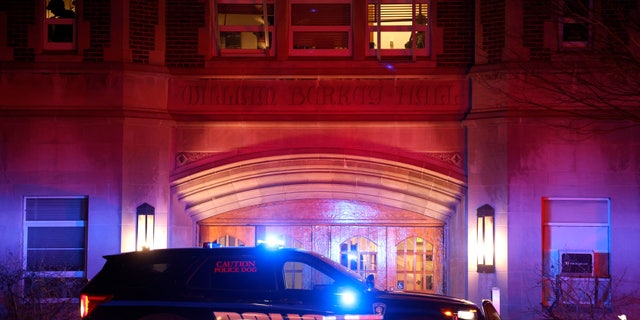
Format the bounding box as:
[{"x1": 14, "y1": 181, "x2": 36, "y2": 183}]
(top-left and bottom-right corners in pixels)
[
  {"x1": 44, "y1": 0, "x2": 77, "y2": 50},
  {"x1": 367, "y1": 0, "x2": 429, "y2": 59},
  {"x1": 560, "y1": 0, "x2": 591, "y2": 49},
  {"x1": 214, "y1": 0, "x2": 275, "y2": 56},
  {"x1": 290, "y1": 0, "x2": 352, "y2": 56}
]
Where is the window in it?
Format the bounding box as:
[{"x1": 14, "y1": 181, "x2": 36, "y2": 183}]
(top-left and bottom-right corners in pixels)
[
  {"x1": 23, "y1": 196, "x2": 88, "y2": 299},
  {"x1": 541, "y1": 197, "x2": 611, "y2": 308},
  {"x1": 214, "y1": 0, "x2": 275, "y2": 56},
  {"x1": 44, "y1": 0, "x2": 77, "y2": 50},
  {"x1": 339, "y1": 237, "x2": 377, "y2": 278},
  {"x1": 396, "y1": 237, "x2": 434, "y2": 292},
  {"x1": 368, "y1": 0, "x2": 429, "y2": 58},
  {"x1": 559, "y1": 0, "x2": 591, "y2": 49},
  {"x1": 283, "y1": 261, "x2": 335, "y2": 290},
  {"x1": 290, "y1": 0, "x2": 352, "y2": 56}
]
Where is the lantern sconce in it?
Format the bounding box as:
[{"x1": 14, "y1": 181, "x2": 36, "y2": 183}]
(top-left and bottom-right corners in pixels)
[
  {"x1": 136, "y1": 202, "x2": 155, "y2": 251},
  {"x1": 477, "y1": 204, "x2": 495, "y2": 273}
]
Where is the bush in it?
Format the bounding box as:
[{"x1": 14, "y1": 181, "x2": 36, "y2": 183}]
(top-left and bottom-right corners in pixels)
[
  {"x1": 0, "y1": 253, "x2": 86, "y2": 320},
  {"x1": 538, "y1": 271, "x2": 639, "y2": 320}
]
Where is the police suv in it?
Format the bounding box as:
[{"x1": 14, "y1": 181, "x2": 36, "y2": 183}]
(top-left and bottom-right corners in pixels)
[{"x1": 80, "y1": 245, "x2": 501, "y2": 320}]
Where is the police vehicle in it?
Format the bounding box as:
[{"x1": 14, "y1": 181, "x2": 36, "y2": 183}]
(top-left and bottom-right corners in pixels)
[{"x1": 80, "y1": 245, "x2": 501, "y2": 320}]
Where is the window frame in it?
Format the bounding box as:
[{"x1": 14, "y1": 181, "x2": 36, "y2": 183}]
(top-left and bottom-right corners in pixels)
[
  {"x1": 289, "y1": 0, "x2": 353, "y2": 57},
  {"x1": 213, "y1": 0, "x2": 276, "y2": 57},
  {"x1": 283, "y1": 261, "x2": 336, "y2": 290},
  {"x1": 23, "y1": 196, "x2": 88, "y2": 300},
  {"x1": 339, "y1": 236, "x2": 378, "y2": 278},
  {"x1": 396, "y1": 236, "x2": 434, "y2": 292},
  {"x1": 541, "y1": 197, "x2": 612, "y2": 308},
  {"x1": 559, "y1": 0, "x2": 592, "y2": 50},
  {"x1": 43, "y1": 0, "x2": 77, "y2": 50},
  {"x1": 367, "y1": 0, "x2": 430, "y2": 59}
]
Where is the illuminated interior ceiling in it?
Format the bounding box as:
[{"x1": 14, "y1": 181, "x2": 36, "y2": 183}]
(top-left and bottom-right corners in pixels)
[{"x1": 171, "y1": 153, "x2": 466, "y2": 223}]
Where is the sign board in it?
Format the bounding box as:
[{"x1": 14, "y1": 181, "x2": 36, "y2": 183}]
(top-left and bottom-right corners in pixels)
[
  {"x1": 168, "y1": 78, "x2": 468, "y2": 120},
  {"x1": 561, "y1": 252, "x2": 594, "y2": 275}
]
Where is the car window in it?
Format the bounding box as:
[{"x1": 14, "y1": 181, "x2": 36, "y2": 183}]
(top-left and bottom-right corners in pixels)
[
  {"x1": 283, "y1": 261, "x2": 335, "y2": 290},
  {"x1": 90, "y1": 253, "x2": 208, "y2": 298}
]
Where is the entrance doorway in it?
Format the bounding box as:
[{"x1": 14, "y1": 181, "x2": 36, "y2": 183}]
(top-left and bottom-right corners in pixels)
[
  {"x1": 199, "y1": 224, "x2": 444, "y2": 294},
  {"x1": 173, "y1": 153, "x2": 466, "y2": 296}
]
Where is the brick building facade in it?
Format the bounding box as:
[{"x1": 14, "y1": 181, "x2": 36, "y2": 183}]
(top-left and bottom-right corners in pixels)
[{"x1": 1, "y1": 0, "x2": 639, "y2": 318}]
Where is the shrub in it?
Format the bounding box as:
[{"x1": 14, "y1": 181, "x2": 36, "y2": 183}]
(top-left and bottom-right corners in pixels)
[{"x1": 0, "y1": 253, "x2": 85, "y2": 320}]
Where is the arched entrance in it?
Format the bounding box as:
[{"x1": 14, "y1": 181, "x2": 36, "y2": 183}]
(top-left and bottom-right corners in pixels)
[{"x1": 171, "y1": 152, "x2": 466, "y2": 294}]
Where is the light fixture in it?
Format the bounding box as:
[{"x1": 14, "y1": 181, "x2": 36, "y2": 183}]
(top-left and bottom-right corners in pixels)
[
  {"x1": 136, "y1": 203, "x2": 155, "y2": 251},
  {"x1": 477, "y1": 204, "x2": 495, "y2": 273}
]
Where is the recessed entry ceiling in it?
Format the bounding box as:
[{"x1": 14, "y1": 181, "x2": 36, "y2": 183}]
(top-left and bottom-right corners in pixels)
[{"x1": 171, "y1": 153, "x2": 466, "y2": 223}]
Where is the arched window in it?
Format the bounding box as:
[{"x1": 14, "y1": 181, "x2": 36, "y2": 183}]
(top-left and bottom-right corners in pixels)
[
  {"x1": 339, "y1": 237, "x2": 377, "y2": 277},
  {"x1": 396, "y1": 236, "x2": 433, "y2": 292}
]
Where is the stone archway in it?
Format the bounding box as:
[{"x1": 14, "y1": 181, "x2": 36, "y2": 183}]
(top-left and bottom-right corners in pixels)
[
  {"x1": 170, "y1": 152, "x2": 467, "y2": 294},
  {"x1": 171, "y1": 152, "x2": 465, "y2": 222}
]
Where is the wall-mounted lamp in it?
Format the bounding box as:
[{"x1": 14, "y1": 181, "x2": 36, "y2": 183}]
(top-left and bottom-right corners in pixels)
[
  {"x1": 477, "y1": 204, "x2": 495, "y2": 273},
  {"x1": 136, "y1": 202, "x2": 155, "y2": 251}
]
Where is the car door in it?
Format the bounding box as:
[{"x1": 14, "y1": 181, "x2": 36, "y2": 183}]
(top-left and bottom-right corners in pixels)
[
  {"x1": 271, "y1": 252, "x2": 372, "y2": 317},
  {"x1": 186, "y1": 253, "x2": 278, "y2": 311}
]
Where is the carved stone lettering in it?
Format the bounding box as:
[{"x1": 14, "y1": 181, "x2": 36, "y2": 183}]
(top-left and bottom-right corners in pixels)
[
  {"x1": 396, "y1": 85, "x2": 459, "y2": 105},
  {"x1": 290, "y1": 85, "x2": 382, "y2": 105},
  {"x1": 181, "y1": 84, "x2": 277, "y2": 106},
  {"x1": 169, "y1": 78, "x2": 467, "y2": 116}
]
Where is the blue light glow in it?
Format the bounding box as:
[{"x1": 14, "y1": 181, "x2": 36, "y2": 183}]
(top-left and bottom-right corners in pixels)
[
  {"x1": 337, "y1": 289, "x2": 357, "y2": 307},
  {"x1": 257, "y1": 234, "x2": 284, "y2": 248}
]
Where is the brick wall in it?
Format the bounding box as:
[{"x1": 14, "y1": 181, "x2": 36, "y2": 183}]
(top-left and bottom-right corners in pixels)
[
  {"x1": 82, "y1": 0, "x2": 111, "y2": 62},
  {"x1": 436, "y1": 0, "x2": 475, "y2": 68},
  {"x1": 130, "y1": 0, "x2": 159, "y2": 64},
  {"x1": 165, "y1": 0, "x2": 205, "y2": 68},
  {"x1": 4, "y1": 0, "x2": 35, "y2": 62},
  {"x1": 522, "y1": 0, "x2": 551, "y2": 61},
  {"x1": 480, "y1": 0, "x2": 505, "y2": 64},
  {"x1": 600, "y1": 0, "x2": 637, "y2": 50}
]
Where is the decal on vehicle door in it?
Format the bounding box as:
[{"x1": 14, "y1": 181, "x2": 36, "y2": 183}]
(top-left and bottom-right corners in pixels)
[{"x1": 214, "y1": 260, "x2": 257, "y2": 273}]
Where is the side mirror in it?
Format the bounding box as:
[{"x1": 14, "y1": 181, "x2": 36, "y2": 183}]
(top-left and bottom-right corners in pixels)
[
  {"x1": 482, "y1": 300, "x2": 502, "y2": 320},
  {"x1": 365, "y1": 274, "x2": 375, "y2": 291}
]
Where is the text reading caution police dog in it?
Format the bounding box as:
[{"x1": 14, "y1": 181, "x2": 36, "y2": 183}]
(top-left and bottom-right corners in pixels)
[{"x1": 214, "y1": 260, "x2": 257, "y2": 273}]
